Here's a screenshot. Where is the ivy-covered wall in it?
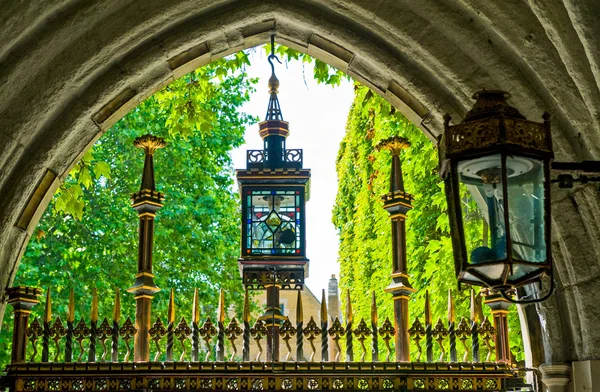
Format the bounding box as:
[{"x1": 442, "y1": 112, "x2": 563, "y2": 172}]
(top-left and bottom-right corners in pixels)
[{"x1": 333, "y1": 85, "x2": 524, "y2": 361}]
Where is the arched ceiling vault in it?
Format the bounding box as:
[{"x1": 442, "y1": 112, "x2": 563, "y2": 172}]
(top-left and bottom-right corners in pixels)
[{"x1": 1, "y1": 0, "x2": 599, "y2": 363}]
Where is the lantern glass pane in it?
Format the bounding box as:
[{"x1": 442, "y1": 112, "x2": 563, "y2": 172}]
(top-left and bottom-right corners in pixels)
[
  {"x1": 246, "y1": 189, "x2": 302, "y2": 254},
  {"x1": 458, "y1": 154, "x2": 507, "y2": 270},
  {"x1": 506, "y1": 156, "x2": 546, "y2": 263}
]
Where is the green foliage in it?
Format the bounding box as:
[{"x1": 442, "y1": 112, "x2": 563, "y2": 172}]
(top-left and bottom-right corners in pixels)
[
  {"x1": 333, "y1": 84, "x2": 524, "y2": 361},
  {"x1": 0, "y1": 56, "x2": 258, "y2": 366}
]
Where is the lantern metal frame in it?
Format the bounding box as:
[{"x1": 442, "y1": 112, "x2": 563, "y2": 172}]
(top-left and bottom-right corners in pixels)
[{"x1": 440, "y1": 90, "x2": 555, "y2": 302}]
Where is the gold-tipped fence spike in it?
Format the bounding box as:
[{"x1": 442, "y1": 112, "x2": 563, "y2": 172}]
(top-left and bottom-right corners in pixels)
[
  {"x1": 296, "y1": 290, "x2": 303, "y2": 324},
  {"x1": 476, "y1": 293, "x2": 485, "y2": 322},
  {"x1": 432, "y1": 319, "x2": 449, "y2": 362},
  {"x1": 424, "y1": 290, "x2": 432, "y2": 325},
  {"x1": 320, "y1": 289, "x2": 327, "y2": 322},
  {"x1": 67, "y1": 289, "x2": 75, "y2": 323},
  {"x1": 353, "y1": 318, "x2": 371, "y2": 362},
  {"x1": 49, "y1": 317, "x2": 66, "y2": 362},
  {"x1": 479, "y1": 317, "x2": 495, "y2": 362},
  {"x1": 119, "y1": 317, "x2": 137, "y2": 362},
  {"x1": 199, "y1": 316, "x2": 217, "y2": 361},
  {"x1": 98, "y1": 318, "x2": 113, "y2": 362},
  {"x1": 470, "y1": 290, "x2": 478, "y2": 323},
  {"x1": 448, "y1": 289, "x2": 455, "y2": 323},
  {"x1": 456, "y1": 317, "x2": 471, "y2": 361},
  {"x1": 250, "y1": 319, "x2": 268, "y2": 362},
  {"x1": 225, "y1": 317, "x2": 243, "y2": 361},
  {"x1": 174, "y1": 317, "x2": 192, "y2": 361},
  {"x1": 244, "y1": 288, "x2": 251, "y2": 323},
  {"x1": 192, "y1": 288, "x2": 200, "y2": 324},
  {"x1": 328, "y1": 317, "x2": 345, "y2": 361},
  {"x1": 149, "y1": 317, "x2": 167, "y2": 361},
  {"x1": 371, "y1": 291, "x2": 378, "y2": 324},
  {"x1": 113, "y1": 289, "x2": 121, "y2": 323},
  {"x1": 44, "y1": 288, "x2": 52, "y2": 323},
  {"x1": 345, "y1": 290, "x2": 353, "y2": 323},
  {"x1": 218, "y1": 289, "x2": 225, "y2": 323},
  {"x1": 379, "y1": 317, "x2": 395, "y2": 361},
  {"x1": 280, "y1": 318, "x2": 297, "y2": 361},
  {"x1": 27, "y1": 317, "x2": 43, "y2": 362},
  {"x1": 168, "y1": 288, "x2": 176, "y2": 324},
  {"x1": 73, "y1": 318, "x2": 90, "y2": 362},
  {"x1": 303, "y1": 316, "x2": 321, "y2": 362},
  {"x1": 91, "y1": 288, "x2": 99, "y2": 323},
  {"x1": 408, "y1": 317, "x2": 426, "y2": 362}
]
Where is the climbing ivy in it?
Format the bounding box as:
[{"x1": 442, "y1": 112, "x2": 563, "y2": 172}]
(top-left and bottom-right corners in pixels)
[{"x1": 333, "y1": 84, "x2": 524, "y2": 361}]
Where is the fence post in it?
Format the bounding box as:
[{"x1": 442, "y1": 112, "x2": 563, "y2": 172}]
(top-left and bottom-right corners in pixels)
[{"x1": 7, "y1": 286, "x2": 42, "y2": 364}]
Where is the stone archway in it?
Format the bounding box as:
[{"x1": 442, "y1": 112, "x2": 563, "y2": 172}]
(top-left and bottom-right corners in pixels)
[{"x1": 1, "y1": 0, "x2": 599, "y2": 370}]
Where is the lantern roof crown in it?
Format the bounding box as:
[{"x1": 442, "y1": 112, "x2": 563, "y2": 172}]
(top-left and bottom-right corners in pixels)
[{"x1": 462, "y1": 90, "x2": 525, "y2": 122}]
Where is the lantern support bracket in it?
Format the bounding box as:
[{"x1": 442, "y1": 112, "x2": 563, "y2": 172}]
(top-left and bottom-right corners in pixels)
[
  {"x1": 497, "y1": 277, "x2": 555, "y2": 304},
  {"x1": 551, "y1": 161, "x2": 600, "y2": 188}
]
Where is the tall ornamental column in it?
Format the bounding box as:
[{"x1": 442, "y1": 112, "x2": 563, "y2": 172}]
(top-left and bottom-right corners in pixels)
[
  {"x1": 482, "y1": 289, "x2": 512, "y2": 363},
  {"x1": 127, "y1": 134, "x2": 166, "y2": 362},
  {"x1": 377, "y1": 136, "x2": 415, "y2": 362},
  {"x1": 7, "y1": 286, "x2": 41, "y2": 363}
]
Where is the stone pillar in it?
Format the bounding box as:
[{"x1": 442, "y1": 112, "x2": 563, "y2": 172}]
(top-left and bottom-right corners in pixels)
[
  {"x1": 378, "y1": 136, "x2": 415, "y2": 362},
  {"x1": 540, "y1": 363, "x2": 571, "y2": 392},
  {"x1": 7, "y1": 286, "x2": 41, "y2": 363},
  {"x1": 572, "y1": 360, "x2": 600, "y2": 392},
  {"x1": 126, "y1": 135, "x2": 165, "y2": 362},
  {"x1": 482, "y1": 290, "x2": 511, "y2": 363}
]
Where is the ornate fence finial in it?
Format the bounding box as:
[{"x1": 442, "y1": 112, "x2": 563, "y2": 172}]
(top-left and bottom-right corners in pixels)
[
  {"x1": 353, "y1": 318, "x2": 371, "y2": 362},
  {"x1": 174, "y1": 317, "x2": 192, "y2": 361},
  {"x1": 408, "y1": 318, "x2": 425, "y2": 362},
  {"x1": 479, "y1": 317, "x2": 495, "y2": 362},
  {"x1": 379, "y1": 317, "x2": 395, "y2": 361},
  {"x1": 199, "y1": 317, "x2": 217, "y2": 361},
  {"x1": 280, "y1": 318, "x2": 297, "y2": 361},
  {"x1": 119, "y1": 317, "x2": 137, "y2": 362},
  {"x1": 73, "y1": 318, "x2": 90, "y2": 362},
  {"x1": 432, "y1": 319, "x2": 448, "y2": 362},
  {"x1": 456, "y1": 317, "x2": 471, "y2": 361},
  {"x1": 328, "y1": 318, "x2": 345, "y2": 361},
  {"x1": 225, "y1": 317, "x2": 243, "y2": 361},
  {"x1": 49, "y1": 317, "x2": 66, "y2": 362},
  {"x1": 303, "y1": 316, "x2": 321, "y2": 362},
  {"x1": 149, "y1": 317, "x2": 166, "y2": 361},
  {"x1": 98, "y1": 318, "x2": 113, "y2": 362},
  {"x1": 250, "y1": 319, "x2": 268, "y2": 362}
]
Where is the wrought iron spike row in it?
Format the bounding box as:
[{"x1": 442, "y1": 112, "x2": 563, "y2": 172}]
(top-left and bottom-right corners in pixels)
[
  {"x1": 250, "y1": 320, "x2": 267, "y2": 362},
  {"x1": 479, "y1": 317, "x2": 495, "y2": 362},
  {"x1": 174, "y1": 317, "x2": 192, "y2": 362},
  {"x1": 432, "y1": 319, "x2": 449, "y2": 362},
  {"x1": 119, "y1": 317, "x2": 137, "y2": 362},
  {"x1": 379, "y1": 318, "x2": 395, "y2": 362},
  {"x1": 456, "y1": 318, "x2": 471, "y2": 362},
  {"x1": 199, "y1": 317, "x2": 217, "y2": 362},
  {"x1": 73, "y1": 318, "x2": 90, "y2": 362},
  {"x1": 408, "y1": 318, "x2": 425, "y2": 362},
  {"x1": 97, "y1": 318, "x2": 113, "y2": 362},
  {"x1": 224, "y1": 317, "x2": 243, "y2": 361},
  {"x1": 150, "y1": 317, "x2": 167, "y2": 361},
  {"x1": 302, "y1": 317, "x2": 321, "y2": 362},
  {"x1": 353, "y1": 319, "x2": 371, "y2": 362},
  {"x1": 27, "y1": 317, "x2": 43, "y2": 362},
  {"x1": 328, "y1": 318, "x2": 345, "y2": 362},
  {"x1": 280, "y1": 318, "x2": 297, "y2": 361}
]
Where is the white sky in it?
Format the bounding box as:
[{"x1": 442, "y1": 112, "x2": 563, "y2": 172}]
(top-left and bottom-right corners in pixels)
[{"x1": 230, "y1": 49, "x2": 354, "y2": 295}]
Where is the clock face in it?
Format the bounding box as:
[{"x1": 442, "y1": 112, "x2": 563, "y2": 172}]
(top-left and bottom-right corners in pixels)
[{"x1": 244, "y1": 189, "x2": 303, "y2": 255}]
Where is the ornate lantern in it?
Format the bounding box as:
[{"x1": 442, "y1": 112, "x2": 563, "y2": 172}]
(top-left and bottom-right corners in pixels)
[
  {"x1": 236, "y1": 45, "x2": 310, "y2": 291},
  {"x1": 439, "y1": 90, "x2": 553, "y2": 292}
]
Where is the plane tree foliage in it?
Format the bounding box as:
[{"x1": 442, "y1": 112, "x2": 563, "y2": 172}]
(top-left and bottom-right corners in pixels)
[
  {"x1": 0, "y1": 53, "x2": 257, "y2": 365},
  {"x1": 332, "y1": 85, "x2": 524, "y2": 361}
]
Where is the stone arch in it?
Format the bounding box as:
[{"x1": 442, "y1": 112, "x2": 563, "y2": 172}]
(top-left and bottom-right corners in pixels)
[{"x1": 1, "y1": 0, "x2": 599, "y2": 366}]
